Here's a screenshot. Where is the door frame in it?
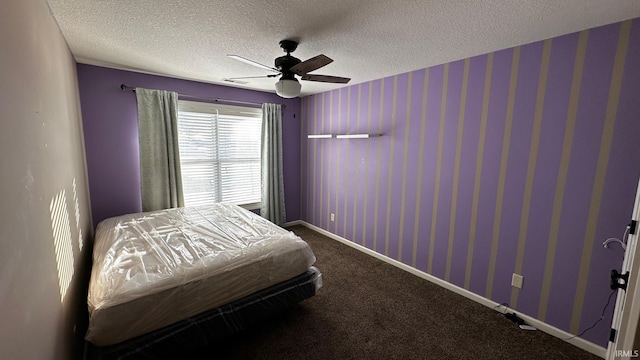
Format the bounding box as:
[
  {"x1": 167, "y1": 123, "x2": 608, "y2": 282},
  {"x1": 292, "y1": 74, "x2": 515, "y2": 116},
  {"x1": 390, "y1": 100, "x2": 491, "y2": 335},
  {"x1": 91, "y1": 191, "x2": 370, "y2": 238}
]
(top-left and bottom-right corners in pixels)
[{"x1": 608, "y1": 177, "x2": 640, "y2": 359}]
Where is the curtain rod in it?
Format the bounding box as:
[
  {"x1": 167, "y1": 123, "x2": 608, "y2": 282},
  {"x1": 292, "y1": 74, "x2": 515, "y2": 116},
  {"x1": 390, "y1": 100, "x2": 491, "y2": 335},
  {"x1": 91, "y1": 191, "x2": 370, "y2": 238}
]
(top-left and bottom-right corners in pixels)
[{"x1": 120, "y1": 83, "x2": 272, "y2": 108}]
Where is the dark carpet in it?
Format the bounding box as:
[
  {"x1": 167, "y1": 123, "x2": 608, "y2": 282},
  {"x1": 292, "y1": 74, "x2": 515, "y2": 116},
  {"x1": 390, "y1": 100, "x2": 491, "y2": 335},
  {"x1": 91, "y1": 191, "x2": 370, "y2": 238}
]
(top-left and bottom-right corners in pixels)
[{"x1": 199, "y1": 225, "x2": 601, "y2": 360}]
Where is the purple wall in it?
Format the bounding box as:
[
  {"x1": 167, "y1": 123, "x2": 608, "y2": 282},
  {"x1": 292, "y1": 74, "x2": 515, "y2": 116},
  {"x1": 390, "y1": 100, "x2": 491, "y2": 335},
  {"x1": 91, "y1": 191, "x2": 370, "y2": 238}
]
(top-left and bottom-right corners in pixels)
[
  {"x1": 301, "y1": 19, "x2": 640, "y2": 347},
  {"x1": 77, "y1": 65, "x2": 301, "y2": 227}
]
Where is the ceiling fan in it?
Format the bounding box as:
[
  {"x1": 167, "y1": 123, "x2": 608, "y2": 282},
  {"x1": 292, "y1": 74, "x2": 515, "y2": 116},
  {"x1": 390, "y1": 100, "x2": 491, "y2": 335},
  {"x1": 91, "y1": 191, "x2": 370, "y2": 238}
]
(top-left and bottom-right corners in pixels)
[{"x1": 227, "y1": 40, "x2": 351, "y2": 98}]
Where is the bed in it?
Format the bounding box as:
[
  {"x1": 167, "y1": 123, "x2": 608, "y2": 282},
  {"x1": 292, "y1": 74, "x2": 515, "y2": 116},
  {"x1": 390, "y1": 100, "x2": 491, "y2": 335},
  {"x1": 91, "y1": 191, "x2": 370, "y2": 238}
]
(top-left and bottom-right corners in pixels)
[{"x1": 85, "y1": 203, "x2": 321, "y2": 359}]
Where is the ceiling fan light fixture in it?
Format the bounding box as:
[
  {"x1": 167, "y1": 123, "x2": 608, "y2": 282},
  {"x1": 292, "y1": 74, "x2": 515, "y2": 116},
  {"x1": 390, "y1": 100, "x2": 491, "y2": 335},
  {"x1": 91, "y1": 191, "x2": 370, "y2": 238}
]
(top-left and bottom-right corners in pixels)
[{"x1": 275, "y1": 78, "x2": 301, "y2": 98}]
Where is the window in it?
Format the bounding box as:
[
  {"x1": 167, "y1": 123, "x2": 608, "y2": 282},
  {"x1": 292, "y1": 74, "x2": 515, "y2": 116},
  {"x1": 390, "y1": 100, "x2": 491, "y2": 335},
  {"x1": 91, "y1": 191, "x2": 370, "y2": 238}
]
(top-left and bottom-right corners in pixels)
[{"x1": 177, "y1": 100, "x2": 262, "y2": 208}]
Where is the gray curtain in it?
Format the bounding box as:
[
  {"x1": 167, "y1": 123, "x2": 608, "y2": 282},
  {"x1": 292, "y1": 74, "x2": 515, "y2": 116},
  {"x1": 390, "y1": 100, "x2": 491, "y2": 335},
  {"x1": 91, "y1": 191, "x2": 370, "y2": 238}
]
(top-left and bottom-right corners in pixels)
[
  {"x1": 135, "y1": 87, "x2": 184, "y2": 211},
  {"x1": 260, "y1": 103, "x2": 286, "y2": 225}
]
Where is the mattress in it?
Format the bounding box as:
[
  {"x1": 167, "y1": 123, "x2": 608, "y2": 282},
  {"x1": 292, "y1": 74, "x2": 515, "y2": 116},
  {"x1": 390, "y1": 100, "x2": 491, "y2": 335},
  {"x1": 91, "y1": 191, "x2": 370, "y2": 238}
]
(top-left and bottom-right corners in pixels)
[{"x1": 86, "y1": 203, "x2": 317, "y2": 346}]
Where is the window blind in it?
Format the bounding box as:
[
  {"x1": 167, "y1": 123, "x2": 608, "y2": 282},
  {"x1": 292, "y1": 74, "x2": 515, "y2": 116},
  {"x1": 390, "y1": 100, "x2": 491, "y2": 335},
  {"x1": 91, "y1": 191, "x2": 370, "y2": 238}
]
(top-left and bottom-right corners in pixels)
[{"x1": 177, "y1": 100, "x2": 262, "y2": 208}]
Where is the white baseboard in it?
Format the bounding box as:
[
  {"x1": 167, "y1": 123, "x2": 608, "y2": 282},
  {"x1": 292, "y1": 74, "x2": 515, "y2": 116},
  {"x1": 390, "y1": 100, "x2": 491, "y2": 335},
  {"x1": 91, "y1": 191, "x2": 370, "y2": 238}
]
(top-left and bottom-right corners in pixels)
[
  {"x1": 296, "y1": 221, "x2": 606, "y2": 359},
  {"x1": 282, "y1": 220, "x2": 303, "y2": 228}
]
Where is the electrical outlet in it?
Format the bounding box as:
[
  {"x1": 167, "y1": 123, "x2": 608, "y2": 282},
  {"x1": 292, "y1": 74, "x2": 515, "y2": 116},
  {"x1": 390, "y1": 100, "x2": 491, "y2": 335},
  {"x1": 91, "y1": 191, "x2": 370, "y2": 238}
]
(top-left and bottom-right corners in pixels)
[
  {"x1": 330, "y1": 213, "x2": 335, "y2": 222},
  {"x1": 512, "y1": 273, "x2": 524, "y2": 289}
]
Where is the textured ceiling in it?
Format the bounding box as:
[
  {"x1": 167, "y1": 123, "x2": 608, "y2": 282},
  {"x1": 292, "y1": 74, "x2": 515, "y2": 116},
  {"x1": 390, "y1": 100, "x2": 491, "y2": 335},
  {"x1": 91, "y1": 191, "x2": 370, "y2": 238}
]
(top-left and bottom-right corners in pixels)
[{"x1": 46, "y1": 0, "x2": 640, "y2": 97}]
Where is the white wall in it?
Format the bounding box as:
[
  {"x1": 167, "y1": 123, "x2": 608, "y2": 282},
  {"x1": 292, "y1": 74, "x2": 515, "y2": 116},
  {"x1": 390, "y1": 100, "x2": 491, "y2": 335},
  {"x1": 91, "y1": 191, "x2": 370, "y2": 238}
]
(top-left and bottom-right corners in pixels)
[{"x1": 0, "y1": 0, "x2": 93, "y2": 359}]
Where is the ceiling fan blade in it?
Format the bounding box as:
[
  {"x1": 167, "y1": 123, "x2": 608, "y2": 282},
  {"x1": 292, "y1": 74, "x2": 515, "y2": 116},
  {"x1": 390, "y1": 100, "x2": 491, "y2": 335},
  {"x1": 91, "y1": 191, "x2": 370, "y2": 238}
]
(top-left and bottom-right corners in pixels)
[
  {"x1": 225, "y1": 74, "x2": 279, "y2": 80},
  {"x1": 227, "y1": 55, "x2": 279, "y2": 73},
  {"x1": 290, "y1": 54, "x2": 333, "y2": 75},
  {"x1": 301, "y1": 74, "x2": 351, "y2": 84}
]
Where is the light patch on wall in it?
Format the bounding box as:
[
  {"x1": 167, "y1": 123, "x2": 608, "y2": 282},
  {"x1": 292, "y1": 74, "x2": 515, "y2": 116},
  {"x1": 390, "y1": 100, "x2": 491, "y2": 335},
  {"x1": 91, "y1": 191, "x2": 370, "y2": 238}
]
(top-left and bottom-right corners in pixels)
[
  {"x1": 72, "y1": 178, "x2": 83, "y2": 251},
  {"x1": 50, "y1": 189, "x2": 74, "y2": 303}
]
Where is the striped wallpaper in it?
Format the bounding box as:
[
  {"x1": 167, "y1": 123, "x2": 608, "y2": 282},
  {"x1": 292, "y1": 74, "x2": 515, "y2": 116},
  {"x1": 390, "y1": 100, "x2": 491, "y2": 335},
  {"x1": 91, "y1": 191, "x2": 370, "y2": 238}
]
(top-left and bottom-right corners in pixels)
[{"x1": 300, "y1": 18, "x2": 640, "y2": 347}]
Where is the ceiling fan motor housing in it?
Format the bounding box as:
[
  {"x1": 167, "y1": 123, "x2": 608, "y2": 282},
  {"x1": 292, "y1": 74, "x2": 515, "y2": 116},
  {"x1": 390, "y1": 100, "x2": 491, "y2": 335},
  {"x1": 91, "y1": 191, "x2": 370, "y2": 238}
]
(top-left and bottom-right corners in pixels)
[{"x1": 275, "y1": 55, "x2": 301, "y2": 80}]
